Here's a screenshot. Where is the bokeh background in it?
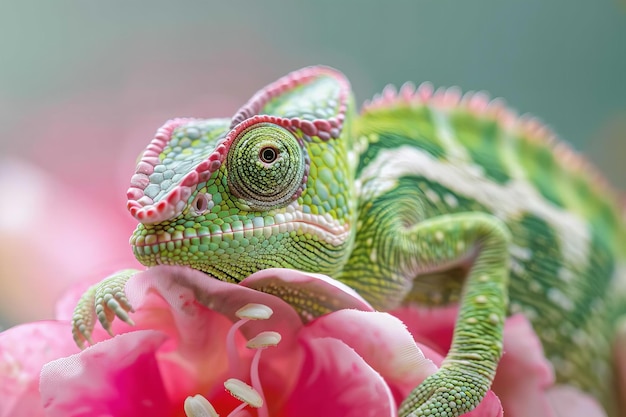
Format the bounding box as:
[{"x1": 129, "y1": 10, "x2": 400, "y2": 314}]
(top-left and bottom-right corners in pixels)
[{"x1": 1, "y1": 1, "x2": 625, "y2": 329}]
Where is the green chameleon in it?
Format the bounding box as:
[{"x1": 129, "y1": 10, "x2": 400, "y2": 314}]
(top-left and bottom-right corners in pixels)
[{"x1": 73, "y1": 66, "x2": 626, "y2": 416}]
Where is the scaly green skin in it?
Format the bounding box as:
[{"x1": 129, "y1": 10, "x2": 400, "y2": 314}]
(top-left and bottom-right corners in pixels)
[{"x1": 72, "y1": 66, "x2": 626, "y2": 416}]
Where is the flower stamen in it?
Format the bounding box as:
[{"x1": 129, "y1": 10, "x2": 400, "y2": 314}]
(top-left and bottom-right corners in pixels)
[
  {"x1": 247, "y1": 331, "x2": 282, "y2": 417},
  {"x1": 236, "y1": 304, "x2": 274, "y2": 320},
  {"x1": 246, "y1": 331, "x2": 282, "y2": 349},
  {"x1": 224, "y1": 378, "x2": 263, "y2": 408},
  {"x1": 219, "y1": 304, "x2": 279, "y2": 417},
  {"x1": 226, "y1": 304, "x2": 274, "y2": 375},
  {"x1": 184, "y1": 394, "x2": 219, "y2": 417}
]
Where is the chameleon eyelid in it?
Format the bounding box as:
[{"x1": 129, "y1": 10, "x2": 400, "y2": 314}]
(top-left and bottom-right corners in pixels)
[{"x1": 191, "y1": 192, "x2": 211, "y2": 215}]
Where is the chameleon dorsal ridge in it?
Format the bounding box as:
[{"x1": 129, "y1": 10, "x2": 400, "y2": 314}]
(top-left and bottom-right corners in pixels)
[{"x1": 362, "y1": 81, "x2": 619, "y2": 201}]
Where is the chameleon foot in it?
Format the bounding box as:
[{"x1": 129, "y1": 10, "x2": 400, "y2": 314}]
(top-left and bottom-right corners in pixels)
[
  {"x1": 399, "y1": 368, "x2": 488, "y2": 417},
  {"x1": 71, "y1": 269, "x2": 139, "y2": 348}
]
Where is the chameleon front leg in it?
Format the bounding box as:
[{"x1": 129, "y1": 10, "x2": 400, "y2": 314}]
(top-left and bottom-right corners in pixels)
[
  {"x1": 399, "y1": 212, "x2": 510, "y2": 417},
  {"x1": 71, "y1": 269, "x2": 139, "y2": 348}
]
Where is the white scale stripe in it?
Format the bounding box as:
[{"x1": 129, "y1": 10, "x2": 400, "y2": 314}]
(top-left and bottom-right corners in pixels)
[
  {"x1": 283, "y1": 201, "x2": 350, "y2": 246},
  {"x1": 359, "y1": 146, "x2": 591, "y2": 268},
  {"x1": 431, "y1": 109, "x2": 472, "y2": 162},
  {"x1": 500, "y1": 129, "x2": 528, "y2": 181}
]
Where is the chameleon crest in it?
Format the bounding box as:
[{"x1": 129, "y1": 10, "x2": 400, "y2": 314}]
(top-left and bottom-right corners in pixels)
[{"x1": 125, "y1": 67, "x2": 357, "y2": 281}]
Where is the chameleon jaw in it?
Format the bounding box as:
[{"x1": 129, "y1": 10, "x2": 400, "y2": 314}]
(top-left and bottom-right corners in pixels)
[
  {"x1": 131, "y1": 215, "x2": 351, "y2": 251},
  {"x1": 130, "y1": 215, "x2": 351, "y2": 281}
]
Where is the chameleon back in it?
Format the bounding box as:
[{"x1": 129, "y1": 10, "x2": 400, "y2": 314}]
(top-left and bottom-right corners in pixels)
[{"x1": 345, "y1": 83, "x2": 626, "y2": 409}]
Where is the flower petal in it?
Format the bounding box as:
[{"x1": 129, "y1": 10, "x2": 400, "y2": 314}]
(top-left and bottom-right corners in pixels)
[
  {"x1": 0, "y1": 158, "x2": 138, "y2": 324},
  {"x1": 282, "y1": 337, "x2": 397, "y2": 417},
  {"x1": 390, "y1": 305, "x2": 458, "y2": 356},
  {"x1": 491, "y1": 314, "x2": 555, "y2": 417},
  {"x1": 240, "y1": 268, "x2": 375, "y2": 322},
  {"x1": 126, "y1": 266, "x2": 304, "y2": 344},
  {"x1": 546, "y1": 385, "x2": 607, "y2": 417},
  {"x1": 54, "y1": 281, "x2": 93, "y2": 321},
  {"x1": 0, "y1": 321, "x2": 79, "y2": 417},
  {"x1": 124, "y1": 266, "x2": 305, "y2": 402},
  {"x1": 302, "y1": 309, "x2": 438, "y2": 399},
  {"x1": 40, "y1": 330, "x2": 175, "y2": 417}
]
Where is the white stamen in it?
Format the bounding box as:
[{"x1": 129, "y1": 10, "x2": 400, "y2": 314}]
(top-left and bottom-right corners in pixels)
[
  {"x1": 246, "y1": 331, "x2": 282, "y2": 349},
  {"x1": 235, "y1": 303, "x2": 273, "y2": 320},
  {"x1": 224, "y1": 378, "x2": 263, "y2": 408},
  {"x1": 184, "y1": 394, "x2": 219, "y2": 417}
]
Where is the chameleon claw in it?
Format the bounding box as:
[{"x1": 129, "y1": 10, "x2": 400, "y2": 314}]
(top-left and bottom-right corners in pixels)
[
  {"x1": 71, "y1": 269, "x2": 139, "y2": 347},
  {"x1": 95, "y1": 302, "x2": 116, "y2": 337},
  {"x1": 106, "y1": 297, "x2": 135, "y2": 326},
  {"x1": 94, "y1": 270, "x2": 138, "y2": 336},
  {"x1": 72, "y1": 284, "x2": 97, "y2": 349},
  {"x1": 71, "y1": 319, "x2": 94, "y2": 349}
]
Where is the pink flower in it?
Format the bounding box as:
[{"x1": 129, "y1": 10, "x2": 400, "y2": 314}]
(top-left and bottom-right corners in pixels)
[
  {"x1": 0, "y1": 158, "x2": 139, "y2": 325},
  {"x1": 0, "y1": 266, "x2": 609, "y2": 417}
]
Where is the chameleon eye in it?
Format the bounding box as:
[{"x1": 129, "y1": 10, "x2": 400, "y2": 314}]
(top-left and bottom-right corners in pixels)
[
  {"x1": 191, "y1": 192, "x2": 211, "y2": 215},
  {"x1": 259, "y1": 146, "x2": 279, "y2": 164},
  {"x1": 227, "y1": 123, "x2": 306, "y2": 211}
]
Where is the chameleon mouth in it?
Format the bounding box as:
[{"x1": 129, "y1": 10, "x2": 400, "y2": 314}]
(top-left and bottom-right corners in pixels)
[{"x1": 130, "y1": 217, "x2": 351, "y2": 252}]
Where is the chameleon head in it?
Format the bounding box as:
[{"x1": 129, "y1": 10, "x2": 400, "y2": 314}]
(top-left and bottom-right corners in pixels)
[{"x1": 126, "y1": 66, "x2": 357, "y2": 282}]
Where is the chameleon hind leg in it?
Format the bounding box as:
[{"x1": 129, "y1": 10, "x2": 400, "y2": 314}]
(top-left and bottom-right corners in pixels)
[{"x1": 398, "y1": 212, "x2": 511, "y2": 417}]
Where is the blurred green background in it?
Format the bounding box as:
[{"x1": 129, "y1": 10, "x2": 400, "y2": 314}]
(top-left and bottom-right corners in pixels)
[
  {"x1": 0, "y1": 1, "x2": 624, "y2": 327},
  {"x1": 2, "y1": 1, "x2": 625, "y2": 178}
]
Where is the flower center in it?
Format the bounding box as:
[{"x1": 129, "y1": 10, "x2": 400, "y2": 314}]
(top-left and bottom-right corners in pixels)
[{"x1": 184, "y1": 303, "x2": 281, "y2": 417}]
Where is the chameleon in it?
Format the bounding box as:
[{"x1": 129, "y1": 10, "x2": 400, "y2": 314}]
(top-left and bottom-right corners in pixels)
[{"x1": 72, "y1": 65, "x2": 626, "y2": 416}]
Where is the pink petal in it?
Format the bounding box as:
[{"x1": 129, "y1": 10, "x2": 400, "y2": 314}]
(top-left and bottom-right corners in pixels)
[
  {"x1": 282, "y1": 337, "x2": 397, "y2": 417},
  {"x1": 124, "y1": 266, "x2": 305, "y2": 400},
  {"x1": 302, "y1": 310, "x2": 503, "y2": 416},
  {"x1": 241, "y1": 268, "x2": 375, "y2": 321},
  {"x1": 491, "y1": 314, "x2": 555, "y2": 417},
  {"x1": 0, "y1": 158, "x2": 138, "y2": 324},
  {"x1": 41, "y1": 330, "x2": 175, "y2": 417},
  {"x1": 546, "y1": 385, "x2": 607, "y2": 417},
  {"x1": 302, "y1": 309, "x2": 439, "y2": 399},
  {"x1": 126, "y1": 266, "x2": 303, "y2": 349},
  {"x1": 0, "y1": 321, "x2": 79, "y2": 417},
  {"x1": 54, "y1": 280, "x2": 94, "y2": 321},
  {"x1": 390, "y1": 305, "x2": 458, "y2": 355}
]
